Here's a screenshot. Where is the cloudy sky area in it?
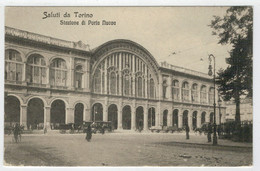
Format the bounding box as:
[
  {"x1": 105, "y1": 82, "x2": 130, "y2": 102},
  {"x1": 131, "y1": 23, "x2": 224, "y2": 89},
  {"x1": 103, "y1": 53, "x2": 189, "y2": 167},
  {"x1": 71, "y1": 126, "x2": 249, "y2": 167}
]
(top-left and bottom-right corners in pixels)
[{"x1": 5, "y1": 7, "x2": 232, "y2": 74}]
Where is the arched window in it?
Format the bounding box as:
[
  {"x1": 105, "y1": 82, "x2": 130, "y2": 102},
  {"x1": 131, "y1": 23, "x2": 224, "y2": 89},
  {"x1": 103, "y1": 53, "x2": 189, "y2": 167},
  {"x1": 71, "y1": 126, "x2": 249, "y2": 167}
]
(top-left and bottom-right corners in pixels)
[
  {"x1": 150, "y1": 78, "x2": 155, "y2": 98},
  {"x1": 27, "y1": 54, "x2": 47, "y2": 84},
  {"x1": 172, "y1": 80, "x2": 179, "y2": 100},
  {"x1": 123, "y1": 74, "x2": 131, "y2": 96},
  {"x1": 200, "y1": 85, "x2": 207, "y2": 104},
  {"x1": 137, "y1": 76, "x2": 143, "y2": 97},
  {"x1": 75, "y1": 65, "x2": 83, "y2": 88},
  {"x1": 50, "y1": 58, "x2": 67, "y2": 87},
  {"x1": 182, "y1": 82, "x2": 190, "y2": 101},
  {"x1": 5, "y1": 49, "x2": 23, "y2": 82},
  {"x1": 94, "y1": 69, "x2": 101, "y2": 93},
  {"x1": 110, "y1": 72, "x2": 117, "y2": 94},
  {"x1": 209, "y1": 87, "x2": 214, "y2": 104},
  {"x1": 191, "y1": 83, "x2": 198, "y2": 102},
  {"x1": 163, "y1": 80, "x2": 167, "y2": 98}
]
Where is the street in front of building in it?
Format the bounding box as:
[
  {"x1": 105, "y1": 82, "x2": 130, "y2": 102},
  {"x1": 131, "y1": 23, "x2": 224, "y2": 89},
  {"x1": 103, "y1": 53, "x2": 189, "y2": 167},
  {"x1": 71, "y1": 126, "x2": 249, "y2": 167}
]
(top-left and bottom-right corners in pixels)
[{"x1": 4, "y1": 132, "x2": 252, "y2": 166}]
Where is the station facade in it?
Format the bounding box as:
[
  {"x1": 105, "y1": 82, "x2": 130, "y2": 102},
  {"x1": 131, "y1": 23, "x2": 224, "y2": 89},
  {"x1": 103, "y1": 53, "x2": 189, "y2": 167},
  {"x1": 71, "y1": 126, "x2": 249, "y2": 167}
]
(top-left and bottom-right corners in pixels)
[{"x1": 4, "y1": 26, "x2": 226, "y2": 131}]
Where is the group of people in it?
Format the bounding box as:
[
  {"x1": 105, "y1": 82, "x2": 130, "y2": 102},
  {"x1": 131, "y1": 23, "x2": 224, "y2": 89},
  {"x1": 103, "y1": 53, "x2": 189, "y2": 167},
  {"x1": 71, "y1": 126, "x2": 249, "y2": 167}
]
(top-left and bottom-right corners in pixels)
[
  {"x1": 85, "y1": 123, "x2": 106, "y2": 142},
  {"x1": 185, "y1": 123, "x2": 215, "y2": 142}
]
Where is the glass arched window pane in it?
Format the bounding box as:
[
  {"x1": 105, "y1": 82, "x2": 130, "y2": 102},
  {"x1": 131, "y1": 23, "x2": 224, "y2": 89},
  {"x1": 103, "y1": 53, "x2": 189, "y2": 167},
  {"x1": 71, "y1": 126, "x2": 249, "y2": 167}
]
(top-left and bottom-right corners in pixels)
[
  {"x1": 191, "y1": 84, "x2": 198, "y2": 102},
  {"x1": 75, "y1": 65, "x2": 83, "y2": 88},
  {"x1": 50, "y1": 58, "x2": 67, "y2": 87},
  {"x1": 163, "y1": 80, "x2": 167, "y2": 98},
  {"x1": 182, "y1": 82, "x2": 189, "y2": 101},
  {"x1": 94, "y1": 69, "x2": 101, "y2": 93},
  {"x1": 124, "y1": 74, "x2": 130, "y2": 96},
  {"x1": 27, "y1": 54, "x2": 47, "y2": 84},
  {"x1": 200, "y1": 86, "x2": 207, "y2": 103},
  {"x1": 209, "y1": 87, "x2": 214, "y2": 104},
  {"x1": 150, "y1": 79, "x2": 155, "y2": 98},
  {"x1": 110, "y1": 72, "x2": 117, "y2": 94},
  {"x1": 137, "y1": 77, "x2": 142, "y2": 97},
  {"x1": 172, "y1": 80, "x2": 179, "y2": 100},
  {"x1": 5, "y1": 49, "x2": 23, "y2": 82}
]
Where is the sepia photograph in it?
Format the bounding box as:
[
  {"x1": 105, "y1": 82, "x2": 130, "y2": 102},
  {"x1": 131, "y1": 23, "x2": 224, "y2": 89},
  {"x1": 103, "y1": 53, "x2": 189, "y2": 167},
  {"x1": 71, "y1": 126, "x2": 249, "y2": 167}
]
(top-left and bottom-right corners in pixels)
[{"x1": 3, "y1": 5, "x2": 253, "y2": 167}]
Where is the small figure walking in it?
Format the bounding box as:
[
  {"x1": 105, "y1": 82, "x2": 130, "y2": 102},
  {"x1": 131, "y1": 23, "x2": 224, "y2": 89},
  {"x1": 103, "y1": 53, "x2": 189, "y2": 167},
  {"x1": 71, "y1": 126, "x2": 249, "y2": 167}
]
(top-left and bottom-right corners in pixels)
[
  {"x1": 185, "y1": 124, "x2": 190, "y2": 139},
  {"x1": 44, "y1": 127, "x2": 47, "y2": 134},
  {"x1": 13, "y1": 123, "x2": 21, "y2": 143},
  {"x1": 101, "y1": 125, "x2": 105, "y2": 135},
  {"x1": 207, "y1": 123, "x2": 212, "y2": 142},
  {"x1": 86, "y1": 125, "x2": 92, "y2": 142}
]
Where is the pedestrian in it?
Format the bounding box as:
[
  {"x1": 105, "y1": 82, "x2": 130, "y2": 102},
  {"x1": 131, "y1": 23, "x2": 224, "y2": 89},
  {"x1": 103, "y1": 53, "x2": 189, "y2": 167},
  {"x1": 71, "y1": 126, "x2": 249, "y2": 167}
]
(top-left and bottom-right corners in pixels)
[
  {"x1": 185, "y1": 124, "x2": 190, "y2": 139},
  {"x1": 101, "y1": 125, "x2": 105, "y2": 135},
  {"x1": 85, "y1": 125, "x2": 92, "y2": 142},
  {"x1": 13, "y1": 123, "x2": 21, "y2": 143},
  {"x1": 217, "y1": 125, "x2": 221, "y2": 138},
  {"x1": 44, "y1": 127, "x2": 47, "y2": 134},
  {"x1": 207, "y1": 123, "x2": 212, "y2": 142}
]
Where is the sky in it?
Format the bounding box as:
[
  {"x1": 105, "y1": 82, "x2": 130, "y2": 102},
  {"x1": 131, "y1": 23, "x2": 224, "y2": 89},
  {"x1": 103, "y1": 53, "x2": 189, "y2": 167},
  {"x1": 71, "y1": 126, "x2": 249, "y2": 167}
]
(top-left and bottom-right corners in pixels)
[{"x1": 5, "y1": 6, "x2": 232, "y2": 74}]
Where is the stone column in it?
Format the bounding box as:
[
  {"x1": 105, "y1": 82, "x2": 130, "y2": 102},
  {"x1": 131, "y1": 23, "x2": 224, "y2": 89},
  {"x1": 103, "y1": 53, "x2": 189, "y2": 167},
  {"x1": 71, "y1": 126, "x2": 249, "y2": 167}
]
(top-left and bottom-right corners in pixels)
[
  {"x1": 197, "y1": 111, "x2": 201, "y2": 128},
  {"x1": 188, "y1": 111, "x2": 192, "y2": 129},
  {"x1": 131, "y1": 104, "x2": 136, "y2": 130},
  {"x1": 84, "y1": 108, "x2": 91, "y2": 121},
  {"x1": 20, "y1": 105, "x2": 27, "y2": 129},
  {"x1": 117, "y1": 105, "x2": 123, "y2": 130},
  {"x1": 168, "y1": 77, "x2": 173, "y2": 100},
  {"x1": 103, "y1": 99, "x2": 108, "y2": 121},
  {"x1": 143, "y1": 106, "x2": 148, "y2": 131},
  {"x1": 205, "y1": 112, "x2": 210, "y2": 123},
  {"x1": 167, "y1": 110, "x2": 172, "y2": 127},
  {"x1": 132, "y1": 55, "x2": 136, "y2": 97},
  {"x1": 119, "y1": 72, "x2": 122, "y2": 95},
  {"x1": 66, "y1": 108, "x2": 74, "y2": 124},
  {"x1": 178, "y1": 111, "x2": 183, "y2": 128},
  {"x1": 44, "y1": 106, "x2": 51, "y2": 129},
  {"x1": 156, "y1": 102, "x2": 161, "y2": 127},
  {"x1": 22, "y1": 62, "x2": 26, "y2": 82},
  {"x1": 103, "y1": 107, "x2": 108, "y2": 122},
  {"x1": 206, "y1": 87, "x2": 209, "y2": 104},
  {"x1": 158, "y1": 73, "x2": 163, "y2": 100},
  {"x1": 104, "y1": 58, "x2": 108, "y2": 94}
]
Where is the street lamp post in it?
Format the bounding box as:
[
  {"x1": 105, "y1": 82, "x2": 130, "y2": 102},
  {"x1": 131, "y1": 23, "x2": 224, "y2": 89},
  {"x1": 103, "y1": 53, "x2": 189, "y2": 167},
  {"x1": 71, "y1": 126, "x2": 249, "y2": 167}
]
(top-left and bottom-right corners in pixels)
[
  {"x1": 218, "y1": 97, "x2": 222, "y2": 125},
  {"x1": 208, "y1": 54, "x2": 218, "y2": 145}
]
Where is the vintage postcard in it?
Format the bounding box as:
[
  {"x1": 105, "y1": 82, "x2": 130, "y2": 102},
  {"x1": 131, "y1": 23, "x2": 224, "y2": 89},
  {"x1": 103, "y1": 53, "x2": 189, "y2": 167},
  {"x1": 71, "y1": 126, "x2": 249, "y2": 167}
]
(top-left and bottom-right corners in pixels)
[{"x1": 3, "y1": 5, "x2": 253, "y2": 167}]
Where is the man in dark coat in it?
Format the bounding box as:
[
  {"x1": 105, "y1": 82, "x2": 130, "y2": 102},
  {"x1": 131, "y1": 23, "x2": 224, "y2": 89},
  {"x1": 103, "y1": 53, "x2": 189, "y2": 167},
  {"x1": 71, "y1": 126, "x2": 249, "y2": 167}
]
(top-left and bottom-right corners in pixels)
[
  {"x1": 86, "y1": 125, "x2": 92, "y2": 142},
  {"x1": 207, "y1": 123, "x2": 212, "y2": 142},
  {"x1": 13, "y1": 123, "x2": 21, "y2": 143},
  {"x1": 185, "y1": 124, "x2": 190, "y2": 139}
]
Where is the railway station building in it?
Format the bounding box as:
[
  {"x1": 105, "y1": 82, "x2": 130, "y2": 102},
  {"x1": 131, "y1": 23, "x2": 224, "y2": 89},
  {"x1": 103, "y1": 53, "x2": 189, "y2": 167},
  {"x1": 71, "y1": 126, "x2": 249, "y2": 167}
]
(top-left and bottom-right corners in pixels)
[{"x1": 4, "y1": 26, "x2": 226, "y2": 131}]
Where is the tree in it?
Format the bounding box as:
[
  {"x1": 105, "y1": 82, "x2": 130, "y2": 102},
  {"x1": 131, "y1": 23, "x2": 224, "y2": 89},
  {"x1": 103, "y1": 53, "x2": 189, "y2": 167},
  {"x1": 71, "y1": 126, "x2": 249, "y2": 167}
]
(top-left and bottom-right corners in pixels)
[{"x1": 210, "y1": 7, "x2": 253, "y2": 124}]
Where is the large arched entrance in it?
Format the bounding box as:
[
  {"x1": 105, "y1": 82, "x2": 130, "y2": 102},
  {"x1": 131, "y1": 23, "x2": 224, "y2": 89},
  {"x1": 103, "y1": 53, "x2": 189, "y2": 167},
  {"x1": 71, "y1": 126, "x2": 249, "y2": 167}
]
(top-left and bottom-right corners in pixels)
[
  {"x1": 5, "y1": 96, "x2": 20, "y2": 126},
  {"x1": 108, "y1": 104, "x2": 118, "y2": 129},
  {"x1": 172, "y1": 109, "x2": 178, "y2": 127},
  {"x1": 210, "y1": 112, "x2": 214, "y2": 123},
  {"x1": 201, "y1": 112, "x2": 206, "y2": 125},
  {"x1": 182, "y1": 110, "x2": 188, "y2": 127},
  {"x1": 74, "y1": 103, "x2": 84, "y2": 127},
  {"x1": 51, "y1": 100, "x2": 66, "y2": 129},
  {"x1": 148, "y1": 107, "x2": 155, "y2": 128},
  {"x1": 163, "y1": 110, "x2": 168, "y2": 126},
  {"x1": 136, "y1": 106, "x2": 144, "y2": 130},
  {"x1": 122, "y1": 105, "x2": 131, "y2": 130},
  {"x1": 192, "y1": 111, "x2": 197, "y2": 129},
  {"x1": 92, "y1": 103, "x2": 103, "y2": 122},
  {"x1": 27, "y1": 98, "x2": 44, "y2": 130}
]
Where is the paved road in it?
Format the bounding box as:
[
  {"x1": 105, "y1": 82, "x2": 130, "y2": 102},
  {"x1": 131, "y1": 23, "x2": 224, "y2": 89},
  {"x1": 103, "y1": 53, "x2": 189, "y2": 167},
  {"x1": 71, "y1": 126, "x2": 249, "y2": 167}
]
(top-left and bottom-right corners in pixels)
[{"x1": 4, "y1": 133, "x2": 252, "y2": 166}]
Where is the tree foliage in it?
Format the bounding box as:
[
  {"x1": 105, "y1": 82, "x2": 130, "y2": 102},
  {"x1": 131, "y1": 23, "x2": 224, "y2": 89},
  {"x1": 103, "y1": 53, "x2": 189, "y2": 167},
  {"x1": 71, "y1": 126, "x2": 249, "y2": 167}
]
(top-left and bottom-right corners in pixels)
[{"x1": 210, "y1": 6, "x2": 253, "y2": 123}]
